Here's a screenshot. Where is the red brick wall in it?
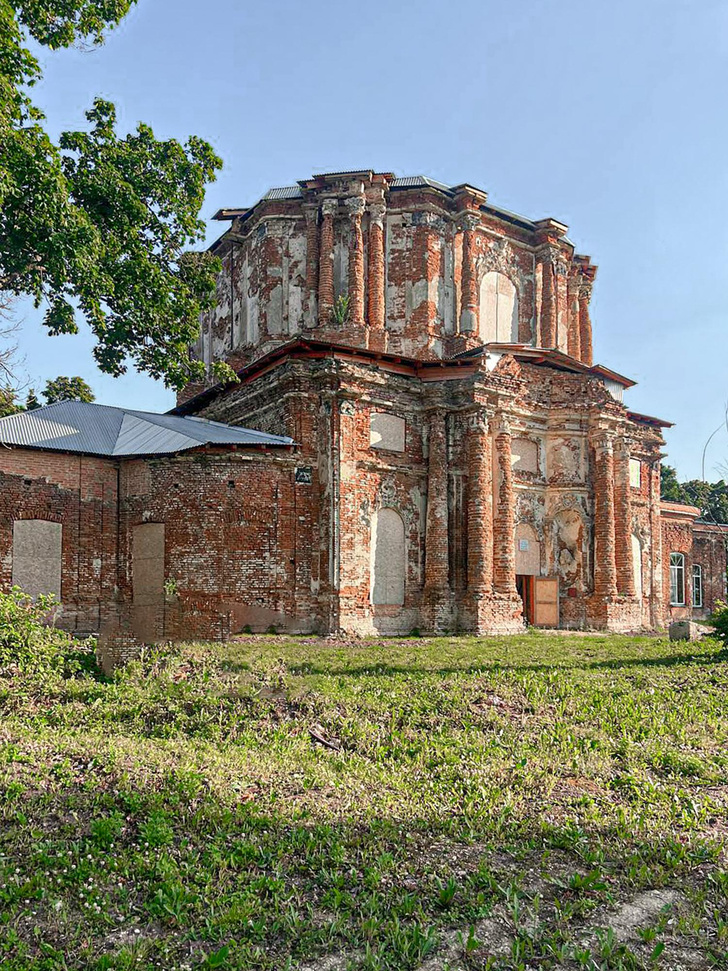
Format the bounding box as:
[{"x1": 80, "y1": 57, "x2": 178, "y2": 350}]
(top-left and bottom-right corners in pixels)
[
  {"x1": 0, "y1": 448, "x2": 118, "y2": 632},
  {"x1": 119, "y1": 449, "x2": 318, "y2": 638}
]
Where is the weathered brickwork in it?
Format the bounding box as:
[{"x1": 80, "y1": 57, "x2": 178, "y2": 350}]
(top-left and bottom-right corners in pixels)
[
  {"x1": 1, "y1": 169, "x2": 725, "y2": 645},
  {"x1": 0, "y1": 450, "x2": 118, "y2": 633},
  {"x1": 182, "y1": 171, "x2": 601, "y2": 404}
]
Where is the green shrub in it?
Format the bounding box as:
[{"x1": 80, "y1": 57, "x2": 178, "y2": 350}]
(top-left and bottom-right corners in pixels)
[
  {"x1": 0, "y1": 587, "x2": 75, "y2": 677},
  {"x1": 707, "y1": 599, "x2": 728, "y2": 641}
]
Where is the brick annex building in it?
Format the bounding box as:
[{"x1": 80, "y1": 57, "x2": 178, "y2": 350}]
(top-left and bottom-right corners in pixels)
[{"x1": 1, "y1": 170, "x2": 725, "y2": 641}]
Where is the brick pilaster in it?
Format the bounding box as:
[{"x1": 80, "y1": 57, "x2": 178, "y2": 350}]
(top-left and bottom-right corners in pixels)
[
  {"x1": 304, "y1": 205, "x2": 319, "y2": 328},
  {"x1": 567, "y1": 271, "x2": 581, "y2": 360},
  {"x1": 649, "y1": 460, "x2": 664, "y2": 627},
  {"x1": 367, "y1": 202, "x2": 386, "y2": 336},
  {"x1": 317, "y1": 198, "x2": 337, "y2": 321},
  {"x1": 467, "y1": 411, "x2": 493, "y2": 596},
  {"x1": 346, "y1": 195, "x2": 366, "y2": 326},
  {"x1": 493, "y1": 415, "x2": 516, "y2": 596},
  {"x1": 578, "y1": 280, "x2": 593, "y2": 366},
  {"x1": 614, "y1": 442, "x2": 635, "y2": 596},
  {"x1": 424, "y1": 410, "x2": 450, "y2": 594},
  {"x1": 459, "y1": 213, "x2": 480, "y2": 334},
  {"x1": 538, "y1": 246, "x2": 557, "y2": 348},
  {"x1": 592, "y1": 434, "x2": 618, "y2": 599}
]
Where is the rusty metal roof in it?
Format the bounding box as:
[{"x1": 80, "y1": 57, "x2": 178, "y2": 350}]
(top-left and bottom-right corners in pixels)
[{"x1": 0, "y1": 401, "x2": 293, "y2": 457}]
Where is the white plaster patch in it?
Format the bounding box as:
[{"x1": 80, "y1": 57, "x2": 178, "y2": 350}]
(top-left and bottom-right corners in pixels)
[
  {"x1": 12, "y1": 520, "x2": 62, "y2": 599},
  {"x1": 371, "y1": 507, "x2": 405, "y2": 605},
  {"x1": 512, "y1": 438, "x2": 539, "y2": 473},
  {"x1": 629, "y1": 458, "x2": 641, "y2": 488},
  {"x1": 370, "y1": 413, "x2": 406, "y2": 452},
  {"x1": 479, "y1": 271, "x2": 518, "y2": 343}
]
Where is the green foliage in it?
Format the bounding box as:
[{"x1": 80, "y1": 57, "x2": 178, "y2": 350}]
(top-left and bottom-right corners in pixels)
[
  {"x1": 0, "y1": 1, "x2": 222, "y2": 390},
  {"x1": 0, "y1": 587, "x2": 73, "y2": 676},
  {"x1": 24, "y1": 387, "x2": 40, "y2": 410},
  {"x1": 707, "y1": 599, "x2": 728, "y2": 641},
  {"x1": 331, "y1": 293, "x2": 350, "y2": 325},
  {"x1": 43, "y1": 375, "x2": 95, "y2": 404},
  {"x1": 661, "y1": 464, "x2": 728, "y2": 524},
  {"x1": 0, "y1": 385, "x2": 23, "y2": 416}
]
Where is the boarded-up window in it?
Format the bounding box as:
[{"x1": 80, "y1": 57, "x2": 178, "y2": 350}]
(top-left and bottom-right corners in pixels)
[
  {"x1": 370, "y1": 413, "x2": 405, "y2": 452},
  {"x1": 371, "y1": 508, "x2": 405, "y2": 605},
  {"x1": 632, "y1": 534, "x2": 643, "y2": 596},
  {"x1": 629, "y1": 458, "x2": 641, "y2": 489},
  {"x1": 512, "y1": 438, "x2": 539, "y2": 473},
  {"x1": 515, "y1": 523, "x2": 541, "y2": 576},
  {"x1": 132, "y1": 523, "x2": 165, "y2": 641},
  {"x1": 479, "y1": 271, "x2": 518, "y2": 344},
  {"x1": 12, "y1": 520, "x2": 62, "y2": 599}
]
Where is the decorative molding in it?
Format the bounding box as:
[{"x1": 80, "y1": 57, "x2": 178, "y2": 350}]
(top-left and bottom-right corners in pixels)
[
  {"x1": 345, "y1": 195, "x2": 366, "y2": 220},
  {"x1": 369, "y1": 202, "x2": 386, "y2": 229},
  {"x1": 458, "y1": 212, "x2": 481, "y2": 233},
  {"x1": 476, "y1": 237, "x2": 520, "y2": 281},
  {"x1": 379, "y1": 479, "x2": 397, "y2": 503},
  {"x1": 321, "y1": 198, "x2": 338, "y2": 218}
]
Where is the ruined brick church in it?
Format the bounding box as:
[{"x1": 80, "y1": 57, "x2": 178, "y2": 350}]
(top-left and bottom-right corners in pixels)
[{"x1": 1, "y1": 170, "x2": 725, "y2": 642}]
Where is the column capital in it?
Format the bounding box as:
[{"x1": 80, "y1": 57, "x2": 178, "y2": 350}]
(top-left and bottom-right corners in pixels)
[
  {"x1": 303, "y1": 204, "x2": 319, "y2": 225},
  {"x1": 467, "y1": 407, "x2": 491, "y2": 432},
  {"x1": 321, "y1": 198, "x2": 338, "y2": 218},
  {"x1": 537, "y1": 244, "x2": 569, "y2": 276},
  {"x1": 345, "y1": 195, "x2": 366, "y2": 220},
  {"x1": 590, "y1": 430, "x2": 614, "y2": 453},
  {"x1": 493, "y1": 412, "x2": 512, "y2": 436},
  {"x1": 369, "y1": 202, "x2": 386, "y2": 229},
  {"x1": 578, "y1": 280, "x2": 593, "y2": 301},
  {"x1": 458, "y1": 211, "x2": 481, "y2": 233}
]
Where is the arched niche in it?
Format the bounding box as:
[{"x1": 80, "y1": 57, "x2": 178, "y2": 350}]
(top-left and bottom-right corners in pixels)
[
  {"x1": 551, "y1": 507, "x2": 585, "y2": 592},
  {"x1": 371, "y1": 507, "x2": 406, "y2": 605},
  {"x1": 515, "y1": 522, "x2": 541, "y2": 576},
  {"x1": 479, "y1": 271, "x2": 519, "y2": 344}
]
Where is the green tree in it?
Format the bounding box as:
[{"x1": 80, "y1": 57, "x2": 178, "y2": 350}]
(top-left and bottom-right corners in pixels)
[
  {"x1": 24, "y1": 387, "x2": 39, "y2": 410},
  {"x1": 1, "y1": 0, "x2": 234, "y2": 391},
  {"x1": 43, "y1": 375, "x2": 95, "y2": 404},
  {"x1": 0, "y1": 385, "x2": 22, "y2": 417},
  {"x1": 660, "y1": 464, "x2": 683, "y2": 503},
  {"x1": 661, "y1": 464, "x2": 728, "y2": 525}
]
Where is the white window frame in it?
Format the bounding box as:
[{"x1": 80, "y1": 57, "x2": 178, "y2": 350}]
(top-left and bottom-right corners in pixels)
[
  {"x1": 692, "y1": 564, "x2": 703, "y2": 608},
  {"x1": 669, "y1": 552, "x2": 685, "y2": 606}
]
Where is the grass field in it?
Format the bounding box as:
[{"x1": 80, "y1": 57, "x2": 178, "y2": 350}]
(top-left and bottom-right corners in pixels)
[{"x1": 1, "y1": 632, "x2": 727, "y2": 970}]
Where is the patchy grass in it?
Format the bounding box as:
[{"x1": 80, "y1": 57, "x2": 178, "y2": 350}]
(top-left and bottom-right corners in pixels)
[{"x1": 1, "y1": 631, "x2": 727, "y2": 970}]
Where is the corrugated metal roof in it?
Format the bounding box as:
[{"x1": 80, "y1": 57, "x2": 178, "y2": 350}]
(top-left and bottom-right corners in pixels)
[
  {"x1": 262, "y1": 185, "x2": 302, "y2": 200},
  {"x1": 0, "y1": 401, "x2": 293, "y2": 457},
  {"x1": 389, "y1": 176, "x2": 454, "y2": 193}
]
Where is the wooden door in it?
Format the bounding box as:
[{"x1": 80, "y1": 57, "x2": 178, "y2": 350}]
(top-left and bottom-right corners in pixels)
[{"x1": 533, "y1": 576, "x2": 559, "y2": 628}]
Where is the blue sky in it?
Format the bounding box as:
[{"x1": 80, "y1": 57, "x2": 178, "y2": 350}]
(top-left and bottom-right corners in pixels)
[{"x1": 14, "y1": 0, "x2": 728, "y2": 479}]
